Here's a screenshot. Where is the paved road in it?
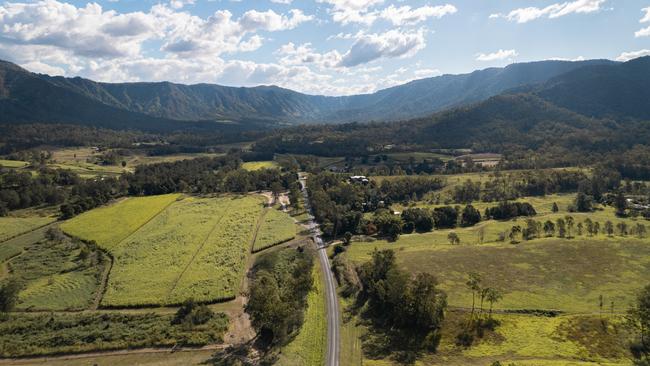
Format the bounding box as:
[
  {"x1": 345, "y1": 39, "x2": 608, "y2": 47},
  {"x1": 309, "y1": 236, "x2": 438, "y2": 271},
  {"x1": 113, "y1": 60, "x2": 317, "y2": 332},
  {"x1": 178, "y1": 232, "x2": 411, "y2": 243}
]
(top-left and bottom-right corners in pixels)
[{"x1": 299, "y1": 173, "x2": 340, "y2": 366}]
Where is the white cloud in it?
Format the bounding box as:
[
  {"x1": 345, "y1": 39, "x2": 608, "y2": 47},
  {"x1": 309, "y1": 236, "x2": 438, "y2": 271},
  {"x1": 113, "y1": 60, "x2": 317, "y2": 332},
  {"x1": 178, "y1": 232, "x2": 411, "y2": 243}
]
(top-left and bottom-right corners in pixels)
[
  {"x1": 476, "y1": 49, "x2": 518, "y2": 62},
  {"x1": 20, "y1": 61, "x2": 66, "y2": 76},
  {"x1": 636, "y1": 26, "x2": 650, "y2": 38},
  {"x1": 635, "y1": 7, "x2": 650, "y2": 37},
  {"x1": 641, "y1": 7, "x2": 650, "y2": 23},
  {"x1": 616, "y1": 49, "x2": 650, "y2": 62},
  {"x1": 169, "y1": 0, "x2": 195, "y2": 10},
  {"x1": 276, "y1": 42, "x2": 342, "y2": 69},
  {"x1": 491, "y1": 0, "x2": 606, "y2": 23},
  {"x1": 379, "y1": 4, "x2": 457, "y2": 26},
  {"x1": 339, "y1": 29, "x2": 427, "y2": 67},
  {"x1": 413, "y1": 68, "x2": 441, "y2": 78},
  {"x1": 0, "y1": 1, "x2": 314, "y2": 61},
  {"x1": 270, "y1": 0, "x2": 293, "y2": 3},
  {"x1": 317, "y1": 0, "x2": 455, "y2": 26}
]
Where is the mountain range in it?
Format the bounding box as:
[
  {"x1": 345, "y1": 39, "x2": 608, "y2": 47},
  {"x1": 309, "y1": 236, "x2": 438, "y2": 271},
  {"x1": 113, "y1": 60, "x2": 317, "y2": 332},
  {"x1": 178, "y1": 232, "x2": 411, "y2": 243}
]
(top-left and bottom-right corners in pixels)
[{"x1": 1, "y1": 57, "x2": 636, "y2": 132}]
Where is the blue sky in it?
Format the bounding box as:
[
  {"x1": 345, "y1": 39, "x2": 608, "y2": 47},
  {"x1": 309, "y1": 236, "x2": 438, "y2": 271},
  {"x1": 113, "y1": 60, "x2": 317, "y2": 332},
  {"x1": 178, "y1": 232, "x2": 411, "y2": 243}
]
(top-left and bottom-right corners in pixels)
[{"x1": 0, "y1": 0, "x2": 648, "y2": 95}]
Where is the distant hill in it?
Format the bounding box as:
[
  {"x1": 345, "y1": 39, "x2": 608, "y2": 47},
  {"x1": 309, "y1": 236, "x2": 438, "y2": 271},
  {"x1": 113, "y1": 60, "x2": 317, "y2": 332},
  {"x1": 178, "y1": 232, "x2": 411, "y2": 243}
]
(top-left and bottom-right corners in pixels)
[
  {"x1": 254, "y1": 57, "x2": 650, "y2": 156},
  {"x1": 0, "y1": 58, "x2": 624, "y2": 131}
]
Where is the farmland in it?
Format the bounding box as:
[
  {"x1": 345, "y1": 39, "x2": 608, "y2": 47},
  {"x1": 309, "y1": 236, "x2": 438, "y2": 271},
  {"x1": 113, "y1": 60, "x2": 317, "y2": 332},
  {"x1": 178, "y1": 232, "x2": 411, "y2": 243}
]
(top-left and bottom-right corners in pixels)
[
  {"x1": 0, "y1": 312, "x2": 228, "y2": 358},
  {"x1": 62, "y1": 194, "x2": 268, "y2": 307},
  {"x1": 61, "y1": 194, "x2": 180, "y2": 250},
  {"x1": 0, "y1": 216, "x2": 55, "y2": 243},
  {"x1": 252, "y1": 208, "x2": 296, "y2": 252},
  {"x1": 242, "y1": 160, "x2": 279, "y2": 171}
]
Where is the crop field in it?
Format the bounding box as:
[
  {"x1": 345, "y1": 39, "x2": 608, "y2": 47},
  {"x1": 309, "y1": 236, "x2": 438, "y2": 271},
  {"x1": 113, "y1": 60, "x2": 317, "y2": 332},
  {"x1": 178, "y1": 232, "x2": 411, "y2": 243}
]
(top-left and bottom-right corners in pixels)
[
  {"x1": 241, "y1": 160, "x2": 279, "y2": 171},
  {"x1": 65, "y1": 194, "x2": 266, "y2": 307},
  {"x1": 252, "y1": 208, "x2": 296, "y2": 252},
  {"x1": 166, "y1": 196, "x2": 265, "y2": 304},
  {"x1": 61, "y1": 194, "x2": 180, "y2": 250},
  {"x1": 279, "y1": 262, "x2": 327, "y2": 366},
  {"x1": 0, "y1": 216, "x2": 55, "y2": 242}
]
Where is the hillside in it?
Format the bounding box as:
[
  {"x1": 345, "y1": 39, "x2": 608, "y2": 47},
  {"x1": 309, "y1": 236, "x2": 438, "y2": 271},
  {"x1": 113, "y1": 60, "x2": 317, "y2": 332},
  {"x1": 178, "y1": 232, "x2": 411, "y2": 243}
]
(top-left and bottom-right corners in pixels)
[{"x1": 0, "y1": 58, "x2": 621, "y2": 131}]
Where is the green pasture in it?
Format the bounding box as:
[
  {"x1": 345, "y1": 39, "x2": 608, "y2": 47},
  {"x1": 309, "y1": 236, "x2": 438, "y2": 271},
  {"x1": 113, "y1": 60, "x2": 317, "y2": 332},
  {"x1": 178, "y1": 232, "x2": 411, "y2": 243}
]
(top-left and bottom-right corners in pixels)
[{"x1": 252, "y1": 208, "x2": 296, "y2": 252}]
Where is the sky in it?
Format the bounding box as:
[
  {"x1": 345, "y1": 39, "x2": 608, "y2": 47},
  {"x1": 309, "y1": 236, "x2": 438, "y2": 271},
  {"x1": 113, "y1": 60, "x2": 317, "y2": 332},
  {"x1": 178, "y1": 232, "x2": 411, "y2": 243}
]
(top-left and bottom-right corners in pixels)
[{"x1": 0, "y1": 0, "x2": 649, "y2": 96}]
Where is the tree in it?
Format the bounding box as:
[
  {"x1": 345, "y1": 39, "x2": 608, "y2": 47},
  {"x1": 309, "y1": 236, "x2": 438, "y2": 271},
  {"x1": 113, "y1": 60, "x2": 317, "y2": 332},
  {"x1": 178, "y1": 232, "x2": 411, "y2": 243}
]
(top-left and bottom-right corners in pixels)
[
  {"x1": 121, "y1": 160, "x2": 127, "y2": 168},
  {"x1": 448, "y1": 232, "x2": 460, "y2": 245},
  {"x1": 617, "y1": 222, "x2": 628, "y2": 236},
  {"x1": 565, "y1": 216, "x2": 575, "y2": 238},
  {"x1": 637, "y1": 224, "x2": 648, "y2": 239},
  {"x1": 433, "y1": 206, "x2": 459, "y2": 229},
  {"x1": 594, "y1": 221, "x2": 601, "y2": 236},
  {"x1": 573, "y1": 192, "x2": 593, "y2": 212},
  {"x1": 341, "y1": 232, "x2": 352, "y2": 246},
  {"x1": 605, "y1": 221, "x2": 614, "y2": 236},
  {"x1": 509, "y1": 225, "x2": 522, "y2": 244},
  {"x1": 577, "y1": 222, "x2": 584, "y2": 236},
  {"x1": 461, "y1": 205, "x2": 481, "y2": 227},
  {"x1": 0, "y1": 279, "x2": 21, "y2": 313},
  {"x1": 466, "y1": 272, "x2": 482, "y2": 321},
  {"x1": 627, "y1": 284, "x2": 650, "y2": 362},
  {"x1": 585, "y1": 218, "x2": 594, "y2": 236},
  {"x1": 485, "y1": 288, "x2": 503, "y2": 320},
  {"x1": 523, "y1": 219, "x2": 539, "y2": 240},
  {"x1": 557, "y1": 218, "x2": 567, "y2": 238},
  {"x1": 614, "y1": 190, "x2": 628, "y2": 217},
  {"x1": 373, "y1": 213, "x2": 403, "y2": 241},
  {"x1": 543, "y1": 220, "x2": 556, "y2": 237},
  {"x1": 552, "y1": 202, "x2": 559, "y2": 213}
]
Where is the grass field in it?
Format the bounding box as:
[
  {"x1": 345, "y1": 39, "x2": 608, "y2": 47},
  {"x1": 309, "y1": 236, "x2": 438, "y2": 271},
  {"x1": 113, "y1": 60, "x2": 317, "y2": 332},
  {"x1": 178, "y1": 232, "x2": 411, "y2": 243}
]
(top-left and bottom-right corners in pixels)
[
  {"x1": 241, "y1": 161, "x2": 279, "y2": 171},
  {"x1": 252, "y1": 208, "x2": 296, "y2": 252},
  {"x1": 63, "y1": 194, "x2": 267, "y2": 307},
  {"x1": 279, "y1": 261, "x2": 327, "y2": 366},
  {"x1": 0, "y1": 350, "x2": 217, "y2": 366},
  {"x1": 0, "y1": 159, "x2": 29, "y2": 168},
  {"x1": 61, "y1": 194, "x2": 180, "y2": 250},
  {"x1": 340, "y1": 193, "x2": 650, "y2": 313},
  {"x1": 0, "y1": 216, "x2": 55, "y2": 242},
  {"x1": 359, "y1": 312, "x2": 631, "y2": 366}
]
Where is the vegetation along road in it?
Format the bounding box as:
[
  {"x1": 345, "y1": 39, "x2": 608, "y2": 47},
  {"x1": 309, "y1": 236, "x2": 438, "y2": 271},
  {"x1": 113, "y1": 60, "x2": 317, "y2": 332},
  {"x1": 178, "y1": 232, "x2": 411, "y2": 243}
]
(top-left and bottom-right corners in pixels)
[{"x1": 299, "y1": 172, "x2": 340, "y2": 366}]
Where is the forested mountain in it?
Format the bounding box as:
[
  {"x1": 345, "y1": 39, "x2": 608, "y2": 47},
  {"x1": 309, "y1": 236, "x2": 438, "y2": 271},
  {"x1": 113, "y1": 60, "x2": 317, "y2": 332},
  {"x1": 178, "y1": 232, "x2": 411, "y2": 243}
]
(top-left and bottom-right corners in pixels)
[
  {"x1": 0, "y1": 58, "x2": 620, "y2": 130},
  {"x1": 254, "y1": 55, "x2": 650, "y2": 160}
]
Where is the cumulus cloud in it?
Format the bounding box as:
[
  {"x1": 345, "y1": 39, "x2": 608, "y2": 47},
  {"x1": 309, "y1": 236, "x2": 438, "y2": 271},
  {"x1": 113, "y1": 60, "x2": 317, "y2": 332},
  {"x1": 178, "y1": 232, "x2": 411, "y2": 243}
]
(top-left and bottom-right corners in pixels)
[
  {"x1": 491, "y1": 0, "x2": 606, "y2": 23},
  {"x1": 339, "y1": 29, "x2": 427, "y2": 67},
  {"x1": 379, "y1": 4, "x2": 457, "y2": 26},
  {"x1": 616, "y1": 49, "x2": 650, "y2": 62},
  {"x1": 317, "y1": 0, "x2": 455, "y2": 26},
  {"x1": 635, "y1": 7, "x2": 650, "y2": 37},
  {"x1": 476, "y1": 49, "x2": 518, "y2": 62},
  {"x1": 275, "y1": 42, "x2": 342, "y2": 69},
  {"x1": 0, "y1": 0, "x2": 313, "y2": 61}
]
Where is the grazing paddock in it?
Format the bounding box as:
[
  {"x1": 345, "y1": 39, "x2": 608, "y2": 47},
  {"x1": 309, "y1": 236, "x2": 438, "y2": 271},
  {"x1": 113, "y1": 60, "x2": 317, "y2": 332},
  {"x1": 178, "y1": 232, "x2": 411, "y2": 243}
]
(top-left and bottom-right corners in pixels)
[
  {"x1": 279, "y1": 262, "x2": 327, "y2": 366},
  {"x1": 252, "y1": 208, "x2": 296, "y2": 252},
  {"x1": 241, "y1": 161, "x2": 279, "y2": 171},
  {"x1": 0, "y1": 216, "x2": 55, "y2": 243},
  {"x1": 342, "y1": 236, "x2": 650, "y2": 313},
  {"x1": 61, "y1": 194, "x2": 180, "y2": 250}
]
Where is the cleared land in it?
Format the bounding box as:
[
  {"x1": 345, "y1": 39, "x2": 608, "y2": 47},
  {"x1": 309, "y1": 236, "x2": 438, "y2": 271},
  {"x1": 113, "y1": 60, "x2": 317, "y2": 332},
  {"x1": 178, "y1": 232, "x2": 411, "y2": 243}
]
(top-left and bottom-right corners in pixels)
[
  {"x1": 62, "y1": 194, "x2": 267, "y2": 307},
  {"x1": 0, "y1": 159, "x2": 29, "y2": 168},
  {"x1": 359, "y1": 312, "x2": 631, "y2": 366},
  {"x1": 0, "y1": 216, "x2": 55, "y2": 242},
  {"x1": 241, "y1": 161, "x2": 279, "y2": 171},
  {"x1": 61, "y1": 194, "x2": 180, "y2": 250},
  {"x1": 279, "y1": 262, "x2": 328, "y2": 366},
  {"x1": 252, "y1": 208, "x2": 296, "y2": 252}
]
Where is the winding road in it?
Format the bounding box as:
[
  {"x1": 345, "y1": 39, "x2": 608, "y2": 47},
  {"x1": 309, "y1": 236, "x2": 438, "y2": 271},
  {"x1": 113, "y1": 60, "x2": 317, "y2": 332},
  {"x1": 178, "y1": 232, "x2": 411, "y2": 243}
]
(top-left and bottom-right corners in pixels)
[{"x1": 299, "y1": 173, "x2": 340, "y2": 366}]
